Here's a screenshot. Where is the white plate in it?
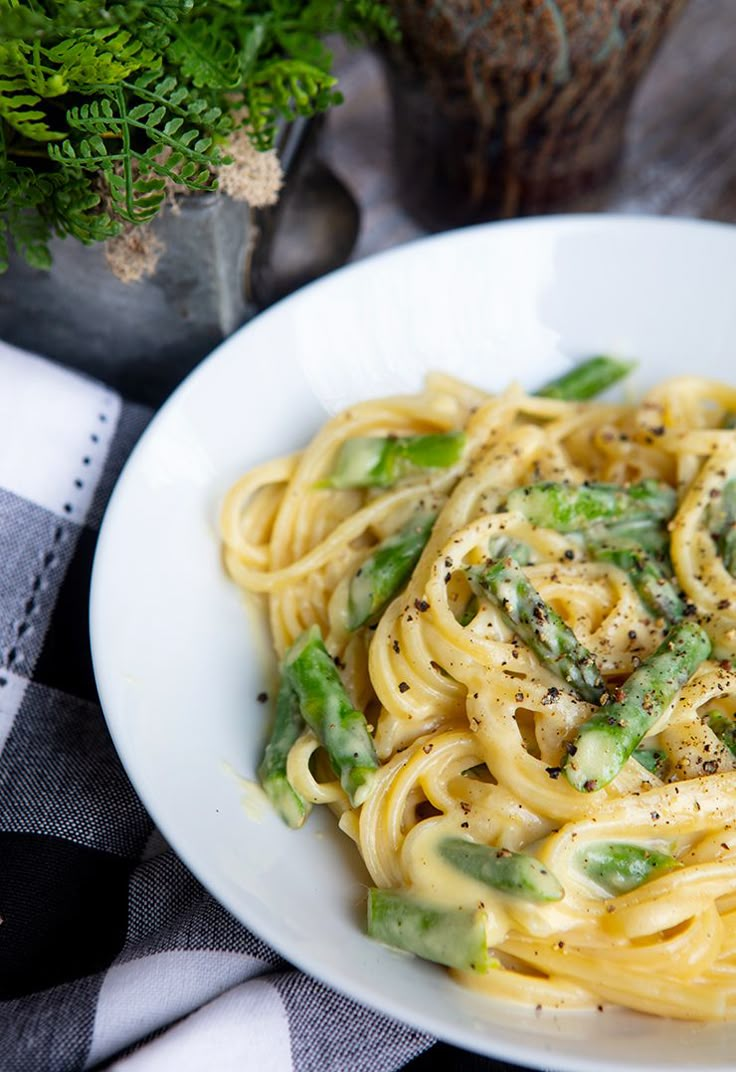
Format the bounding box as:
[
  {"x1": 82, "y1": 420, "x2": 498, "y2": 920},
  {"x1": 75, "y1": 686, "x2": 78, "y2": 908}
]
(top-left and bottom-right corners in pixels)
[{"x1": 91, "y1": 216, "x2": 736, "y2": 1072}]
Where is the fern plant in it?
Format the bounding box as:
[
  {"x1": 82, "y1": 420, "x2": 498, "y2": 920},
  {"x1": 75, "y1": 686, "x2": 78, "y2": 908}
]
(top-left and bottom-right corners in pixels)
[{"x1": 0, "y1": 0, "x2": 398, "y2": 271}]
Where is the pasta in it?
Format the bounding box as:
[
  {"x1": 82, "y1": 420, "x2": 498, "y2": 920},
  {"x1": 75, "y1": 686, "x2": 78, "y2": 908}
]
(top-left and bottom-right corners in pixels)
[{"x1": 220, "y1": 368, "x2": 736, "y2": 1021}]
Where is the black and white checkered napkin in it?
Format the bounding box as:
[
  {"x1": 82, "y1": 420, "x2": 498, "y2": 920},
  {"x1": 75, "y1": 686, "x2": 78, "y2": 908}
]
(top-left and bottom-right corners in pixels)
[{"x1": 0, "y1": 342, "x2": 441, "y2": 1072}]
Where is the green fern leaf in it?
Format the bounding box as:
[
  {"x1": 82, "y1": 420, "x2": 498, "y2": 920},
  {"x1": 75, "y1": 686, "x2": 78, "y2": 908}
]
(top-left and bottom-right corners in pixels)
[
  {"x1": 131, "y1": 70, "x2": 229, "y2": 135},
  {"x1": 0, "y1": 225, "x2": 8, "y2": 272},
  {"x1": 50, "y1": 175, "x2": 121, "y2": 244},
  {"x1": 0, "y1": 150, "x2": 55, "y2": 269},
  {"x1": 0, "y1": 0, "x2": 192, "y2": 41},
  {"x1": 243, "y1": 59, "x2": 339, "y2": 148},
  {"x1": 8, "y1": 205, "x2": 53, "y2": 269},
  {"x1": 0, "y1": 0, "x2": 47, "y2": 41},
  {"x1": 240, "y1": 20, "x2": 267, "y2": 77},
  {"x1": 0, "y1": 77, "x2": 62, "y2": 140},
  {"x1": 338, "y1": 0, "x2": 400, "y2": 43},
  {"x1": 167, "y1": 17, "x2": 242, "y2": 89},
  {"x1": 1, "y1": 0, "x2": 398, "y2": 268},
  {"x1": 49, "y1": 80, "x2": 221, "y2": 222},
  {"x1": 46, "y1": 28, "x2": 158, "y2": 86}
]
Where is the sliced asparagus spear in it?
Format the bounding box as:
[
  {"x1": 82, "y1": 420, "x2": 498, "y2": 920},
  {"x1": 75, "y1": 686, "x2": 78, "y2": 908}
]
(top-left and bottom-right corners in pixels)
[
  {"x1": 257, "y1": 678, "x2": 311, "y2": 829},
  {"x1": 587, "y1": 517, "x2": 670, "y2": 556},
  {"x1": 586, "y1": 538, "x2": 685, "y2": 622},
  {"x1": 348, "y1": 512, "x2": 435, "y2": 630},
  {"x1": 469, "y1": 557, "x2": 606, "y2": 704},
  {"x1": 565, "y1": 621, "x2": 711, "y2": 792},
  {"x1": 706, "y1": 709, "x2": 736, "y2": 758},
  {"x1": 457, "y1": 538, "x2": 531, "y2": 628},
  {"x1": 535, "y1": 356, "x2": 635, "y2": 401},
  {"x1": 458, "y1": 594, "x2": 479, "y2": 627},
  {"x1": 632, "y1": 745, "x2": 667, "y2": 776},
  {"x1": 708, "y1": 478, "x2": 736, "y2": 577},
  {"x1": 719, "y1": 529, "x2": 736, "y2": 580},
  {"x1": 440, "y1": 838, "x2": 564, "y2": 903},
  {"x1": 578, "y1": 842, "x2": 680, "y2": 895},
  {"x1": 506, "y1": 479, "x2": 677, "y2": 533},
  {"x1": 487, "y1": 535, "x2": 533, "y2": 566},
  {"x1": 322, "y1": 431, "x2": 465, "y2": 489},
  {"x1": 283, "y1": 626, "x2": 379, "y2": 806},
  {"x1": 367, "y1": 888, "x2": 490, "y2": 972}
]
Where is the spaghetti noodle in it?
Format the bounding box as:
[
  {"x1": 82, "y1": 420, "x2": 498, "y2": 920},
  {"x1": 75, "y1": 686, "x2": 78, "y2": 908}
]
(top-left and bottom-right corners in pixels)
[{"x1": 220, "y1": 370, "x2": 736, "y2": 1021}]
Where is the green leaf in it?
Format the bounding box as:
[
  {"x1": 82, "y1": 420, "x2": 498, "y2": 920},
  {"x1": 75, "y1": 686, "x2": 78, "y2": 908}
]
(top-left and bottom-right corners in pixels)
[
  {"x1": 46, "y1": 27, "x2": 156, "y2": 85},
  {"x1": 240, "y1": 20, "x2": 267, "y2": 76},
  {"x1": 243, "y1": 58, "x2": 339, "y2": 149},
  {"x1": 9, "y1": 207, "x2": 53, "y2": 269},
  {"x1": 0, "y1": 77, "x2": 62, "y2": 140},
  {"x1": 51, "y1": 176, "x2": 121, "y2": 244},
  {"x1": 129, "y1": 102, "x2": 154, "y2": 120},
  {"x1": 0, "y1": 224, "x2": 9, "y2": 273},
  {"x1": 167, "y1": 17, "x2": 242, "y2": 89},
  {"x1": 0, "y1": 0, "x2": 398, "y2": 266}
]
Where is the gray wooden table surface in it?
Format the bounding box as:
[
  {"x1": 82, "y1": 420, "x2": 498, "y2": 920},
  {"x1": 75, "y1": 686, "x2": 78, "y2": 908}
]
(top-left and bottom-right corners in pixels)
[{"x1": 321, "y1": 0, "x2": 736, "y2": 262}]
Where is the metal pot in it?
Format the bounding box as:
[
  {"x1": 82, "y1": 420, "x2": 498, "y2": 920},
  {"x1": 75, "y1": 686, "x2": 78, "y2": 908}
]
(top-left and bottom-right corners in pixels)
[{"x1": 0, "y1": 120, "x2": 359, "y2": 405}]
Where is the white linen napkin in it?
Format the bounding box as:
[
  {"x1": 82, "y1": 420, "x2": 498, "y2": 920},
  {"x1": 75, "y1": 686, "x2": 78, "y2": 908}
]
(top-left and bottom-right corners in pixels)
[{"x1": 0, "y1": 341, "x2": 434, "y2": 1072}]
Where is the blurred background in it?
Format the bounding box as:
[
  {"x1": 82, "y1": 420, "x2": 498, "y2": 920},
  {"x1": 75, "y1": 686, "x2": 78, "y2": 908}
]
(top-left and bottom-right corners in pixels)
[{"x1": 322, "y1": 0, "x2": 735, "y2": 262}]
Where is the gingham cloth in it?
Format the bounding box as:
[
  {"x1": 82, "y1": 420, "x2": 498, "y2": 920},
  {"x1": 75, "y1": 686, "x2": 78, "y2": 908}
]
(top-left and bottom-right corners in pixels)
[{"x1": 0, "y1": 342, "x2": 453, "y2": 1072}]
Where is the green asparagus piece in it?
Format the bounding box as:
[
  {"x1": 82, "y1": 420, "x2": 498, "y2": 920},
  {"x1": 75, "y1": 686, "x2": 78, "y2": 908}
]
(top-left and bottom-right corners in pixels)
[
  {"x1": 487, "y1": 535, "x2": 533, "y2": 566},
  {"x1": 469, "y1": 557, "x2": 606, "y2": 704},
  {"x1": 586, "y1": 538, "x2": 685, "y2": 622},
  {"x1": 322, "y1": 431, "x2": 466, "y2": 489},
  {"x1": 719, "y1": 527, "x2": 736, "y2": 577},
  {"x1": 257, "y1": 678, "x2": 311, "y2": 829},
  {"x1": 283, "y1": 626, "x2": 379, "y2": 806},
  {"x1": 587, "y1": 518, "x2": 670, "y2": 556},
  {"x1": 348, "y1": 512, "x2": 435, "y2": 630},
  {"x1": 578, "y1": 842, "x2": 680, "y2": 895},
  {"x1": 565, "y1": 620, "x2": 711, "y2": 792},
  {"x1": 535, "y1": 356, "x2": 636, "y2": 401},
  {"x1": 720, "y1": 481, "x2": 736, "y2": 576},
  {"x1": 367, "y1": 888, "x2": 490, "y2": 972},
  {"x1": 440, "y1": 838, "x2": 564, "y2": 903},
  {"x1": 458, "y1": 594, "x2": 479, "y2": 627},
  {"x1": 632, "y1": 746, "x2": 667, "y2": 777},
  {"x1": 708, "y1": 478, "x2": 736, "y2": 577},
  {"x1": 506, "y1": 479, "x2": 677, "y2": 533},
  {"x1": 706, "y1": 709, "x2": 736, "y2": 758},
  {"x1": 458, "y1": 539, "x2": 531, "y2": 628}
]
